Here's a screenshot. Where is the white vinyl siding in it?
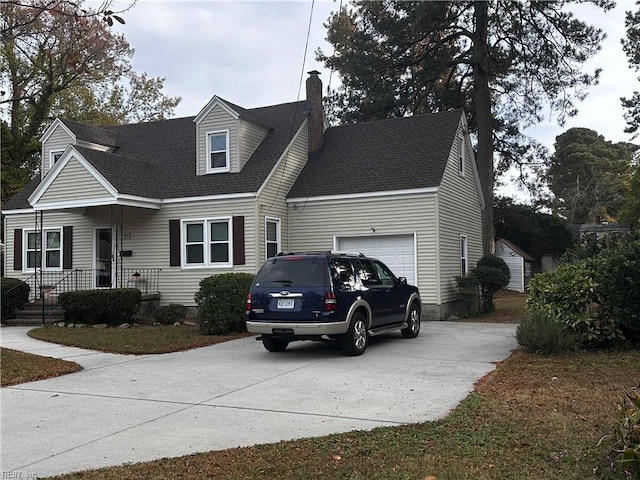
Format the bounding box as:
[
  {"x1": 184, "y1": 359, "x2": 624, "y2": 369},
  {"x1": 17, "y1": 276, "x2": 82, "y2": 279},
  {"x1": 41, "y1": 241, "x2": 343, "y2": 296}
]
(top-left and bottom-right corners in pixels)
[
  {"x1": 239, "y1": 119, "x2": 268, "y2": 171},
  {"x1": 437, "y1": 119, "x2": 483, "y2": 303},
  {"x1": 38, "y1": 156, "x2": 112, "y2": 204},
  {"x1": 255, "y1": 120, "x2": 308, "y2": 266},
  {"x1": 288, "y1": 194, "x2": 438, "y2": 303},
  {"x1": 42, "y1": 127, "x2": 74, "y2": 177}
]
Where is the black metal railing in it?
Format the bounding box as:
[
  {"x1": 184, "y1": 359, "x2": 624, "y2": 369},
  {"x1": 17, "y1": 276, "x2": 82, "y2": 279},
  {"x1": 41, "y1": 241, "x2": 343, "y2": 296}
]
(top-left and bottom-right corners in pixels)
[{"x1": 22, "y1": 268, "x2": 161, "y2": 302}]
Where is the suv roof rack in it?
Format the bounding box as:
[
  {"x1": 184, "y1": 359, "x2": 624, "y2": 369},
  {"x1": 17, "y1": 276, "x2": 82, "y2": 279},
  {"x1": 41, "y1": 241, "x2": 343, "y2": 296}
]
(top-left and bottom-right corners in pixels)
[{"x1": 275, "y1": 250, "x2": 366, "y2": 258}]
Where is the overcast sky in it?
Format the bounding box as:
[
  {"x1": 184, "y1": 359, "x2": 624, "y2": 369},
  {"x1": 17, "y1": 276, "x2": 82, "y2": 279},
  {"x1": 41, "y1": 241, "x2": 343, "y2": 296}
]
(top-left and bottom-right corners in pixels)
[{"x1": 110, "y1": 0, "x2": 638, "y2": 188}]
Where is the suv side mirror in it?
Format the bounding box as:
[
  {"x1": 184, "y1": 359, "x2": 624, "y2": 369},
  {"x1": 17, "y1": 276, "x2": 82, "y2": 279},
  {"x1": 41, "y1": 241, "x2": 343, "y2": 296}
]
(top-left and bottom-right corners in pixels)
[{"x1": 398, "y1": 277, "x2": 407, "y2": 285}]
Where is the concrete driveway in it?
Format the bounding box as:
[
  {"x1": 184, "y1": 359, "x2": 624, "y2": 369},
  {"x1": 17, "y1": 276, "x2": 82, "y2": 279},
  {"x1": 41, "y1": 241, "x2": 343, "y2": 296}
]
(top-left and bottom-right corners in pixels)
[{"x1": 1, "y1": 322, "x2": 517, "y2": 478}]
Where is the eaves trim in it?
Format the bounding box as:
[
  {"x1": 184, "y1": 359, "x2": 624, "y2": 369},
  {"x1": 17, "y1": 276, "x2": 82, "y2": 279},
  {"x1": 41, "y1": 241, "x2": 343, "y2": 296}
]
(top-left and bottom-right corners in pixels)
[{"x1": 287, "y1": 187, "x2": 439, "y2": 205}]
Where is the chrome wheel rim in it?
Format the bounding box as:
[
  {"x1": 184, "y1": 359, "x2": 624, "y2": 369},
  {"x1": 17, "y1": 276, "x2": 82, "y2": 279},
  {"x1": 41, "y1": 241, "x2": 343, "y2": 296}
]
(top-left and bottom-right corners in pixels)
[
  {"x1": 409, "y1": 308, "x2": 420, "y2": 333},
  {"x1": 353, "y1": 320, "x2": 367, "y2": 350}
]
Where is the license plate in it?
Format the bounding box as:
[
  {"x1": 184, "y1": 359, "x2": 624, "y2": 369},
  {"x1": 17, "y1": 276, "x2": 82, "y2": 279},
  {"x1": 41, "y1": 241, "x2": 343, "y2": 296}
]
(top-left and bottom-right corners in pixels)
[{"x1": 277, "y1": 298, "x2": 295, "y2": 309}]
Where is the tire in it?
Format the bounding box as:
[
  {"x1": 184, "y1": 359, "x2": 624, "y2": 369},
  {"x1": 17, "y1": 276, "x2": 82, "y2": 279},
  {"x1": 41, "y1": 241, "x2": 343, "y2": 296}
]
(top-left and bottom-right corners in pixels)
[
  {"x1": 262, "y1": 336, "x2": 289, "y2": 352},
  {"x1": 401, "y1": 303, "x2": 420, "y2": 338},
  {"x1": 340, "y1": 312, "x2": 368, "y2": 356}
]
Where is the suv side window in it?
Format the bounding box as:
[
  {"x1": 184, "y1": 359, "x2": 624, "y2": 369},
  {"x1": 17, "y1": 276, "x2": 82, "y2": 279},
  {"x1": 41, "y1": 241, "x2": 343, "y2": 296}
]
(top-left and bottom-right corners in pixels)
[
  {"x1": 354, "y1": 259, "x2": 381, "y2": 286},
  {"x1": 373, "y1": 260, "x2": 396, "y2": 286},
  {"x1": 331, "y1": 258, "x2": 357, "y2": 291}
]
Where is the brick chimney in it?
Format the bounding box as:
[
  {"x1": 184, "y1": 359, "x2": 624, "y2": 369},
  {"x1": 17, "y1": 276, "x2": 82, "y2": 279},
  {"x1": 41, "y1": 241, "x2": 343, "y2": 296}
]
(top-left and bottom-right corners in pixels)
[{"x1": 306, "y1": 70, "x2": 324, "y2": 154}]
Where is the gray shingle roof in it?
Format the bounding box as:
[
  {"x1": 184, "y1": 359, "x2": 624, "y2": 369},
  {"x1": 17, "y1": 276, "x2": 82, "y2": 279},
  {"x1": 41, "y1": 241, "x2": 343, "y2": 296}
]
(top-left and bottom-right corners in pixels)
[
  {"x1": 60, "y1": 119, "x2": 117, "y2": 147},
  {"x1": 5, "y1": 101, "x2": 308, "y2": 209},
  {"x1": 288, "y1": 109, "x2": 463, "y2": 199},
  {"x1": 4, "y1": 103, "x2": 464, "y2": 210}
]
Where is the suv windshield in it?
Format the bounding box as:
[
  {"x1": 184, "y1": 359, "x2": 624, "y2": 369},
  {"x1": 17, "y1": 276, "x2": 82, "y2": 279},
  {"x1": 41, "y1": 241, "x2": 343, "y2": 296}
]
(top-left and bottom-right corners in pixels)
[{"x1": 255, "y1": 258, "x2": 327, "y2": 287}]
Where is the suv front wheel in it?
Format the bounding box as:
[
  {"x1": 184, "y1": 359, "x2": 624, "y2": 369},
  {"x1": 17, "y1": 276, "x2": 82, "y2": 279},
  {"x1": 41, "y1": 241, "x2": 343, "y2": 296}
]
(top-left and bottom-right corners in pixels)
[
  {"x1": 401, "y1": 303, "x2": 420, "y2": 338},
  {"x1": 340, "y1": 312, "x2": 368, "y2": 356}
]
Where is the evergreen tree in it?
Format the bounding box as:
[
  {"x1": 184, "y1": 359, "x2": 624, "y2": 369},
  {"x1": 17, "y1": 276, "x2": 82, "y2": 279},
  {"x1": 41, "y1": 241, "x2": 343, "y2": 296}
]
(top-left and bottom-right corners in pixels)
[{"x1": 318, "y1": 1, "x2": 610, "y2": 253}]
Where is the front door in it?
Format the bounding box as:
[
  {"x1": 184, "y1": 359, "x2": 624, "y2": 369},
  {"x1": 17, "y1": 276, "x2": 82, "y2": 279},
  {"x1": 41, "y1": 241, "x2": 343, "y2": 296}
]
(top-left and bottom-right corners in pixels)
[{"x1": 95, "y1": 228, "x2": 113, "y2": 288}]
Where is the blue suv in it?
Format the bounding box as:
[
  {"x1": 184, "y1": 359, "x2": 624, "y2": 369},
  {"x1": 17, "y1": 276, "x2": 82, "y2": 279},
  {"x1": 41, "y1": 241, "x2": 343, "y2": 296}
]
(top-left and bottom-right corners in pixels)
[{"x1": 246, "y1": 251, "x2": 421, "y2": 355}]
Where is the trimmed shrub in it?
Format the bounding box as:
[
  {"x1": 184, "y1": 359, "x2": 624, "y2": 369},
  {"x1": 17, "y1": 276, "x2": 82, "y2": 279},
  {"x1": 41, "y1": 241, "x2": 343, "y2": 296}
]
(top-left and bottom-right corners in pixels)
[
  {"x1": 58, "y1": 289, "x2": 142, "y2": 325},
  {"x1": 527, "y1": 261, "x2": 624, "y2": 347},
  {"x1": 195, "y1": 273, "x2": 254, "y2": 335},
  {"x1": 592, "y1": 239, "x2": 640, "y2": 343},
  {"x1": 474, "y1": 254, "x2": 510, "y2": 313},
  {"x1": 1, "y1": 277, "x2": 30, "y2": 320},
  {"x1": 456, "y1": 274, "x2": 480, "y2": 317},
  {"x1": 516, "y1": 310, "x2": 577, "y2": 355},
  {"x1": 153, "y1": 303, "x2": 188, "y2": 325}
]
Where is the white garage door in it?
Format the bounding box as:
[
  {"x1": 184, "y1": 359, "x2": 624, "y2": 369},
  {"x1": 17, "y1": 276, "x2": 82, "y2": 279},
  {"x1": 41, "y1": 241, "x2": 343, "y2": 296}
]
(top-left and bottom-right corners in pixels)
[{"x1": 337, "y1": 235, "x2": 416, "y2": 286}]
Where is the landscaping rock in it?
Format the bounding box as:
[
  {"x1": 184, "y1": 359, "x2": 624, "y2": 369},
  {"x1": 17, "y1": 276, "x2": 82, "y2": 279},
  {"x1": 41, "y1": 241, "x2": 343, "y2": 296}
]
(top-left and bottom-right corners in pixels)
[
  {"x1": 173, "y1": 321, "x2": 182, "y2": 326},
  {"x1": 152, "y1": 322, "x2": 161, "y2": 326},
  {"x1": 184, "y1": 321, "x2": 196, "y2": 326},
  {"x1": 118, "y1": 323, "x2": 130, "y2": 329},
  {"x1": 75, "y1": 323, "x2": 86, "y2": 328},
  {"x1": 93, "y1": 324, "x2": 108, "y2": 329},
  {"x1": 56, "y1": 322, "x2": 66, "y2": 327},
  {"x1": 66, "y1": 323, "x2": 75, "y2": 328},
  {"x1": 446, "y1": 315, "x2": 460, "y2": 322}
]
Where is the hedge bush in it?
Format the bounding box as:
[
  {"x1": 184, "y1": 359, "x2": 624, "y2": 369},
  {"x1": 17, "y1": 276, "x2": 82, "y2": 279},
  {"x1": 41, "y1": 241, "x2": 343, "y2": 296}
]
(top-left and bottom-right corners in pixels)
[
  {"x1": 592, "y1": 239, "x2": 640, "y2": 343},
  {"x1": 153, "y1": 303, "x2": 188, "y2": 325},
  {"x1": 474, "y1": 254, "x2": 510, "y2": 313},
  {"x1": 456, "y1": 275, "x2": 480, "y2": 317},
  {"x1": 1, "y1": 277, "x2": 30, "y2": 320},
  {"x1": 527, "y1": 262, "x2": 623, "y2": 346},
  {"x1": 58, "y1": 288, "x2": 142, "y2": 325},
  {"x1": 195, "y1": 273, "x2": 254, "y2": 335}
]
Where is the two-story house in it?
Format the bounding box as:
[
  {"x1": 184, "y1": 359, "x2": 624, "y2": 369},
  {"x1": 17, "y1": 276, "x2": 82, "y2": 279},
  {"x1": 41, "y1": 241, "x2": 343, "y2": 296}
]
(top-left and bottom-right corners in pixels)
[{"x1": 2, "y1": 71, "x2": 484, "y2": 320}]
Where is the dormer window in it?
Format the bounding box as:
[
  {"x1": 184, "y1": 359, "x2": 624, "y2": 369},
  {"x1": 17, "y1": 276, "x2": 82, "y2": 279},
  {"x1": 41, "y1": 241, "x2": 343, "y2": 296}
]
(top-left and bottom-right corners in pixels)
[
  {"x1": 207, "y1": 130, "x2": 229, "y2": 173},
  {"x1": 50, "y1": 150, "x2": 64, "y2": 169}
]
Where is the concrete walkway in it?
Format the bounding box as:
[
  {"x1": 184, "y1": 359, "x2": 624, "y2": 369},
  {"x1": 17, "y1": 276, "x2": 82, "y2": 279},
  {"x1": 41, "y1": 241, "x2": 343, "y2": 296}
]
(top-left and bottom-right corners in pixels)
[{"x1": 1, "y1": 322, "x2": 517, "y2": 478}]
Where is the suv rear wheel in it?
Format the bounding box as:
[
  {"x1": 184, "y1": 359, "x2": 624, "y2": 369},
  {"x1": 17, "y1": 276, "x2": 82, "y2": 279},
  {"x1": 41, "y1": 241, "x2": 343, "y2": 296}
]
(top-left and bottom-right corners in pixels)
[
  {"x1": 262, "y1": 336, "x2": 289, "y2": 352},
  {"x1": 340, "y1": 312, "x2": 368, "y2": 356}
]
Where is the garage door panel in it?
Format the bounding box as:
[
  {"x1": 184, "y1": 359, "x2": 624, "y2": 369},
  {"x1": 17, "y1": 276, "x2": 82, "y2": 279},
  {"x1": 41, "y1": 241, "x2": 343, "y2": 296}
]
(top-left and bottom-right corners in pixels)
[{"x1": 338, "y1": 235, "x2": 416, "y2": 286}]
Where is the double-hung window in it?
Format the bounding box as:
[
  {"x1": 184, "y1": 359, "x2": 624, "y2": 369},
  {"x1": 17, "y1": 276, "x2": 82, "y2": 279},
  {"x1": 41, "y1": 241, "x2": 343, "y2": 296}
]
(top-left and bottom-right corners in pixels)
[
  {"x1": 183, "y1": 218, "x2": 231, "y2": 267},
  {"x1": 460, "y1": 235, "x2": 468, "y2": 276},
  {"x1": 265, "y1": 217, "x2": 281, "y2": 259},
  {"x1": 206, "y1": 130, "x2": 229, "y2": 173},
  {"x1": 24, "y1": 228, "x2": 62, "y2": 271}
]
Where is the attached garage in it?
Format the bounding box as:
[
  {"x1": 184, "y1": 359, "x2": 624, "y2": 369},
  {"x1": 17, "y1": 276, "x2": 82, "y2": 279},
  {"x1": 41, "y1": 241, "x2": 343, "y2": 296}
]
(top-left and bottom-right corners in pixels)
[{"x1": 336, "y1": 234, "x2": 417, "y2": 287}]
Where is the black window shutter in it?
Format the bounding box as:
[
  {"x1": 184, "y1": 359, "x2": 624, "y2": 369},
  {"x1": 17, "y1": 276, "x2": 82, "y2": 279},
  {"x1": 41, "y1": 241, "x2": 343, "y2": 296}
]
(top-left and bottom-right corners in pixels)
[
  {"x1": 63, "y1": 226, "x2": 73, "y2": 269},
  {"x1": 13, "y1": 229, "x2": 22, "y2": 271},
  {"x1": 233, "y1": 216, "x2": 245, "y2": 265},
  {"x1": 169, "y1": 220, "x2": 180, "y2": 266}
]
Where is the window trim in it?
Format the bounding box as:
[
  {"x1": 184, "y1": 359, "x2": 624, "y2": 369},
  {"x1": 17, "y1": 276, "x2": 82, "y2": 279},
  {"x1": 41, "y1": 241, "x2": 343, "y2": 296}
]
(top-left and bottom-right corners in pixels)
[
  {"x1": 265, "y1": 217, "x2": 281, "y2": 260},
  {"x1": 460, "y1": 235, "x2": 468, "y2": 276},
  {"x1": 23, "y1": 227, "x2": 63, "y2": 272},
  {"x1": 49, "y1": 150, "x2": 65, "y2": 170},
  {"x1": 181, "y1": 217, "x2": 233, "y2": 268},
  {"x1": 206, "y1": 129, "x2": 230, "y2": 174}
]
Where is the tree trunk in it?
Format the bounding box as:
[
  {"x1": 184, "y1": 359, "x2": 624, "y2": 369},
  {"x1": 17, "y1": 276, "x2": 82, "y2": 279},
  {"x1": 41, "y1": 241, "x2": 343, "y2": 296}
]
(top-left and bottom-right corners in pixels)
[{"x1": 472, "y1": 1, "x2": 495, "y2": 255}]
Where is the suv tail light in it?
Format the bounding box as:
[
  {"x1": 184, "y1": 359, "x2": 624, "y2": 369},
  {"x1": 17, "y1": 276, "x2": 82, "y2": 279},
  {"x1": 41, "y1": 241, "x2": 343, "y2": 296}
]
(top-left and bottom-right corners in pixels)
[
  {"x1": 245, "y1": 292, "x2": 252, "y2": 313},
  {"x1": 324, "y1": 291, "x2": 338, "y2": 311}
]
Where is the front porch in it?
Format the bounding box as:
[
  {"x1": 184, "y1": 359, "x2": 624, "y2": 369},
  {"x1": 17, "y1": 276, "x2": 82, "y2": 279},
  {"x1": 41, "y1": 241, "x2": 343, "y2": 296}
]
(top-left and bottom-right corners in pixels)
[{"x1": 5, "y1": 268, "x2": 161, "y2": 326}]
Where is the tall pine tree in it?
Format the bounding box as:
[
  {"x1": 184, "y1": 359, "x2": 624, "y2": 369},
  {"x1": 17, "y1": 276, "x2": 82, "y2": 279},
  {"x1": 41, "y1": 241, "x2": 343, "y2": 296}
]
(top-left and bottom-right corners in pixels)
[{"x1": 318, "y1": 0, "x2": 610, "y2": 253}]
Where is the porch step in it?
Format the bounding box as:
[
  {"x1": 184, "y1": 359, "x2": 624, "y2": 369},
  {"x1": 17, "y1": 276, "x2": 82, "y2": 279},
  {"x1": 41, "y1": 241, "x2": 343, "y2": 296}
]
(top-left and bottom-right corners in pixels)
[{"x1": 5, "y1": 301, "x2": 65, "y2": 326}]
